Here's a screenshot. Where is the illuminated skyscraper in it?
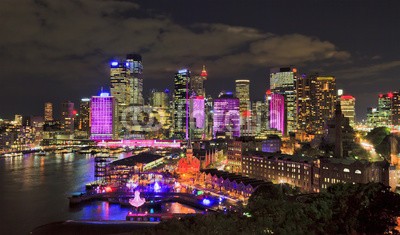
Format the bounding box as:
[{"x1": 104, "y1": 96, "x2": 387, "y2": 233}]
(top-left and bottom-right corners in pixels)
[
  {"x1": 191, "y1": 65, "x2": 207, "y2": 97},
  {"x1": 392, "y1": 92, "x2": 400, "y2": 125},
  {"x1": 78, "y1": 98, "x2": 91, "y2": 133},
  {"x1": 90, "y1": 92, "x2": 116, "y2": 140},
  {"x1": 110, "y1": 54, "x2": 143, "y2": 138},
  {"x1": 269, "y1": 93, "x2": 285, "y2": 136},
  {"x1": 213, "y1": 92, "x2": 240, "y2": 138},
  {"x1": 340, "y1": 95, "x2": 356, "y2": 126},
  {"x1": 296, "y1": 74, "x2": 313, "y2": 132},
  {"x1": 61, "y1": 101, "x2": 74, "y2": 134},
  {"x1": 190, "y1": 96, "x2": 205, "y2": 139},
  {"x1": 313, "y1": 76, "x2": 336, "y2": 133},
  {"x1": 270, "y1": 67, "x2": 297, "y2": 135},
  {"x1": 173, "y1": 69, "x2": 191, "y2": 139},
  {"x1": 235, "y1": 79, "x2": 252, "y2": 136},
  {"x1": 44, "y1": 102, "x2": 53, "y2": 122},
  {"x1": 126, "y1": 54, "x2": 143, "y2": 105}
]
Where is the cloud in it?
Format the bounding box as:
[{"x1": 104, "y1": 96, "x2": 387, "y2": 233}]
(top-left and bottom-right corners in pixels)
[{"x1": 336, "y1": 60, "x2": 400, "y2": 80}]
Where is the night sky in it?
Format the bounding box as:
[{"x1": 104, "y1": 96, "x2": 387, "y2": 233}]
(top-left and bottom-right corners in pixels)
[{"x1": 1, "y1": 0, "x2": 399, "y2": 120}]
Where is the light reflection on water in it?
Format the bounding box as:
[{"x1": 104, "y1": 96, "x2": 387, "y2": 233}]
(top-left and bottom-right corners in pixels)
[{"x1": 0, "y1": 152, "x2": 200, "y2": 235}]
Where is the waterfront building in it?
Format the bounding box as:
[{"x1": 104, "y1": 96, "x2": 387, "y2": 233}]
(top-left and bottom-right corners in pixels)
[
  {"x1": 44, "y1": 102, "x2": 53, "y2": 122},
  {"x1": 90, "y1": 92, "x2": 116, "y2": 140},
  {"x1": 270, "y1": 67, "x2": 297, "y2": 135},
  {"x1": 340, "y1": 95, "x2": 356, "y2": 127},
  {"x1": 77, "y1": 98, "x2": 90, "y2": 137},
  {"x1": 236, "y1": 79, "x2": 252, "y2": 137},
  {"x1": 198, "y1": 169, "x2": 269, "y2": 199},
  {"x1": 61, "y1": 101, "x2": 74, "y2": 134},
  {"x1": 213, "y1": 92, "x2": 240, "y2": 138},
  {"x1": 269, "y1": 93, "x2": 285, "y2": 136},
  {"x1": 173, "y1": 69, "x2": 191, "y2": 139},
  {"x1": 110, "y1": 59, "x2": 128, "y2": 136}
]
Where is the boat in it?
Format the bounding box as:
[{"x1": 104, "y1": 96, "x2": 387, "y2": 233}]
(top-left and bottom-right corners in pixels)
[
  {"x1": 3, "y1": 152, "x2": 23, "y2": 157},
  {"x1": 35, "y1": 151, "x2": 46, "y2": 156}
]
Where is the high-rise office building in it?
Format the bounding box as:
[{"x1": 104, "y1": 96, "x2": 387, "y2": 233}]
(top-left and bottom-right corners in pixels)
[
  {"x1": 213, "y1": 92, "x2": 240, "y2": 138},
  {"x1": 269, "y1": 93, "x2": 285, "y2": 136},
  {"x1": 78, "y1": 98, "x2": 91, "y2": 133},
  {"x1": 191, "y1": 65, "x2": 207, "y2": 97},
  {"x1": 252, "y1": 100, "x2": 268, "y2": 135},
  {"x1": 296, "y1": 74, "x2": 337, "y2": 133},
  {"x1": 340, "y1": 95, "x2": 356, "y2": 126},
  {"x1": 61, "y1": 101, "x2": 74, "y2": 134},
  {"x1": 44, "y1": 102, "x2": 53, "y2": 122},
  {"x1": 313, "y1": 75, "x2": 336, "y2": 133},
  {"x1": 110, "y1": 54, "x2": 143, "y2": 138},
  {"x1": 235, "y1": 79, "x2": 252, "y2": 136},
  {"x1": 190, "y1": 96, "x2": 206, "y2": 139},
  {"x1": 90, "y1": 92, "x2": 116, "y2": 140},
  {"x1": 126, "y1": 54, "x2": 143, "y2": 105},
  {"x1": 150, "y1": 90, "x2": 169, "y2": 108},
  {"x1": 296, "y1": 74, "x2": 314, "y2": 132},
  {"x1": 173, "y1": 69, "x2": 191, "y2": 139},
  {"x1": 270, "y1": 67, "x2": 297, "y2": 135},
  {"x1": 392, "y1": 92, "x2": 400, "y2": 125}
]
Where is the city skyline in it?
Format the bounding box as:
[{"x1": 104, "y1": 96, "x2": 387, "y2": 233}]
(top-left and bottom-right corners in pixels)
[{"x1": 1, "y1": 0, "x2": 399, "y2": 119}]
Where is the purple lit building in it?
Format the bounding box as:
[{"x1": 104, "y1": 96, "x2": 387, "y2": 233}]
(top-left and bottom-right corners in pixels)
[
  {"x1": 213, "y1": 93, "x2": 240, "y2": 138},
  {"x1": 90, "y1": 93, "x2": 116, "y2": 140},
  {"x1": 190, "y1": 96, "x2": 205, "y2": 139},
  {"x1": 269, "y1": 93, "x2": 285, "y2": 136}
]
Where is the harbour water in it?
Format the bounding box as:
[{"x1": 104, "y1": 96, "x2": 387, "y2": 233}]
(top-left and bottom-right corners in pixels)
[{"x1": 0, "y1": 152, "x2": 198, "y2": 235}]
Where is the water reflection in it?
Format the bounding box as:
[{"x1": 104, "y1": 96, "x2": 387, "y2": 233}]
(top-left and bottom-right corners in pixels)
[{"x1": 0, "y1": 152, "x2": 201, "y2": 235}]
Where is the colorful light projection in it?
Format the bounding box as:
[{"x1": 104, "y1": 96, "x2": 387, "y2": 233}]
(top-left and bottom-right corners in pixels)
[
  {"x1": 270, "y1": 93, "x2": 285, "y2": 136},
  {"x1": 90, "y1": 93, "x2": 114, "y2": 140},
  {"x1": 213, "y1": 96, "x2": 240, "y2": 137},
  {"x1": 129, "y1": 191, "x2": 146, "y2": 208}
]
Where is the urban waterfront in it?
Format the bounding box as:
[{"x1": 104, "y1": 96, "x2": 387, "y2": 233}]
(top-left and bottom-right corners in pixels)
[{"x1": 0, "y1": 153, "x2": 199, "y2": 235}]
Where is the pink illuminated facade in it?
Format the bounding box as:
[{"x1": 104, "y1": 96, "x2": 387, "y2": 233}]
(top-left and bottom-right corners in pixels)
[
  {"x1": 97, "y1": 139, "x2": 181, "y2": 148},
  {"x1": 90, "y1": 93, "x2": 116, "y2": 140},
  {"x1": 213, "y1": 93, "x2": 240, "y2": 138},
  {"x1": 270, "y1": 93, "x2": 285, "y2": 136}
]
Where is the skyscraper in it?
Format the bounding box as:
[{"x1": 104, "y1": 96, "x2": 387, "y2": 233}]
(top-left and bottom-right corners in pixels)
[
  {"x1": 126, "y1": 54, "x2": 143, "y2": 105},
  {"x1": 44, "y1": 102, "x2": 53, "y2": 122},
  {"x1": 296, "y1": 74, "x2": 314, "y2": 132},
  {"x1": 190, "y1": 65, "x2": 207, "y2": 97},
  {"x1": 269, "y1": 93, "x2": 285, "y2": 136},
  {"x1": 235, "y1": 79, "x2": 252, "y2": 136},
  {"x1": 173, "y1": 69, "x2": 191, "y2": 139},
  {"x1": 189, "y1": 96, "x2": 206, "y2": 140},
  {"x1": 110, "y1": 54, "x2": 143, "y2": 138},
  {"x1": 78, "y1": 98, "x2": 91, "y2": 134},
  {"x1": 61, "y1": 101, "x2": 74, "y2": 134},
  {"x1": 313, "y1": 76, "x2": 336, "y2": 133},
  {"x1": 270, "y1": 67, "x2": 297, "y2": 135},
  {"x1": 213, "y1": 92, "x2": 240, "y2": 138},
  {"x1": 340, "y1": 95, "x2": 356, "y2": 126},
  {"x1": 90, "y1": 92, "x2": 116, "y2": 140}
]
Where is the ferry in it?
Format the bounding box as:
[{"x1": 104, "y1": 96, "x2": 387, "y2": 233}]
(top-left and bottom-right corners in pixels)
[
  {"x1": 3, "y1": 152, "x2": 23, "y2": 157},
  {"x1": 35, "y1": 151, "x2": 46, "y2": 156}
]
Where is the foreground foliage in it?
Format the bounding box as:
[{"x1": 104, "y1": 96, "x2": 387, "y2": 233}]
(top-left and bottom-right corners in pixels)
[{"x1": 139, "y1": 183, "x2": 400, "y2": 235}]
